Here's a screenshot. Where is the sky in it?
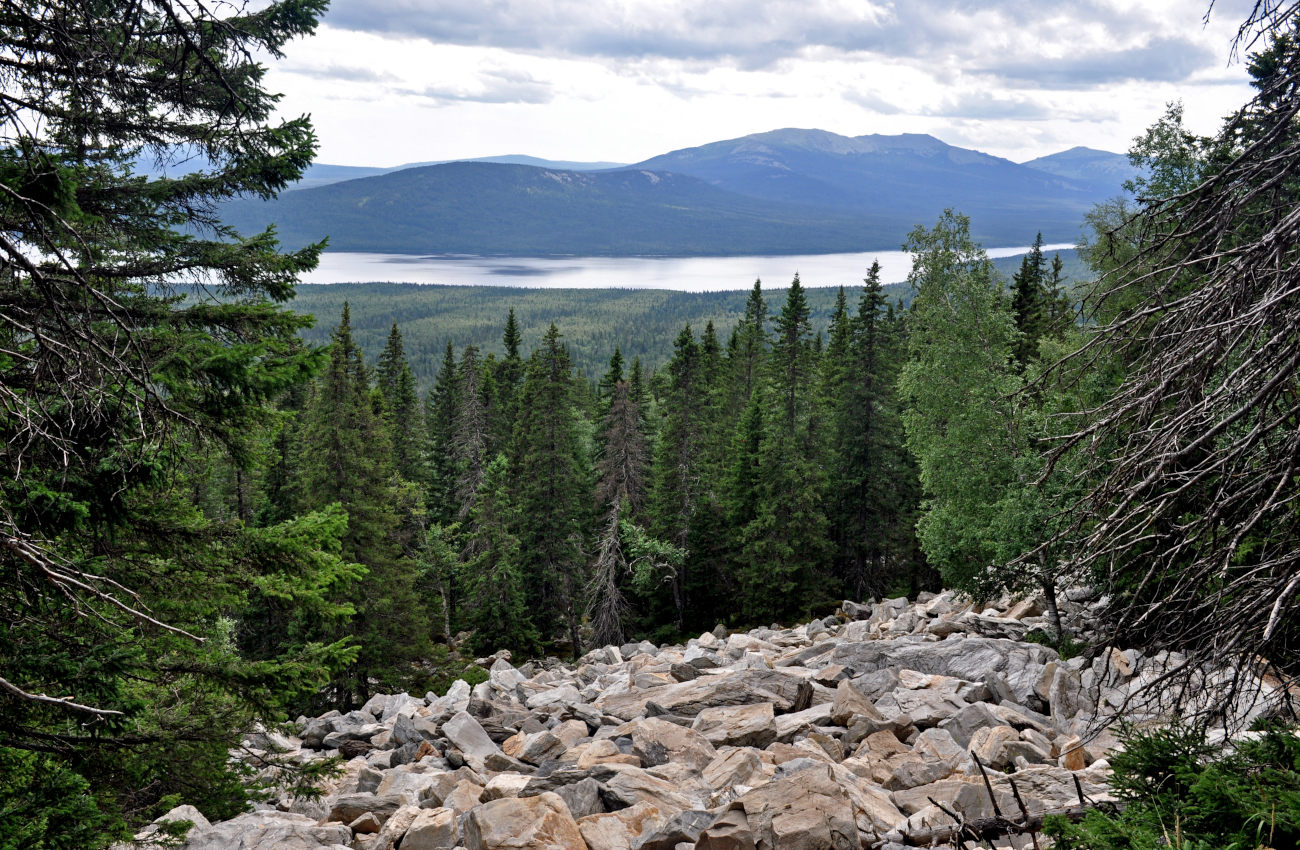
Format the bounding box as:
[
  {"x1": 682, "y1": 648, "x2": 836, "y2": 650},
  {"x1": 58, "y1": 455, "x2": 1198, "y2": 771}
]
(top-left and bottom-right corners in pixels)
[{"x1": 266, "y1": 0, "x2": 1262, "y2": 168}]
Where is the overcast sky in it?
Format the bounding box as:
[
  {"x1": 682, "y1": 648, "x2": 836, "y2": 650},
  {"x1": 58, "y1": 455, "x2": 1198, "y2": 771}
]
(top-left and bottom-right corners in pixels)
[{"x1": 266, "y1": 0, "x2": 1261, "y2": 168}]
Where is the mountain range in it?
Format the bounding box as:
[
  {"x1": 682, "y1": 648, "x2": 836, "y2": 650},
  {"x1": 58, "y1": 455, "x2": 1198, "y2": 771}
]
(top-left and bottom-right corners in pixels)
[{"x1": 219, "y1": 128, "x2": 1137, "y2": 256}]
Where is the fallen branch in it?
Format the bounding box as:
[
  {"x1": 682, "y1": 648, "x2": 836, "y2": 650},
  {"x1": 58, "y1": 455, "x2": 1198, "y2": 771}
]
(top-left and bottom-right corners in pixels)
[{"x1": 873, "y1": 802, "x2": 1123, "y2": 849}]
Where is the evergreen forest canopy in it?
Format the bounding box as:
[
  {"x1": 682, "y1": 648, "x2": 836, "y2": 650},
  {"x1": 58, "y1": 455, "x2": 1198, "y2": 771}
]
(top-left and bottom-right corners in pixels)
[
  {"x1": 281, "y1": 249, "x2": 1084, "y2": 391},
  {"x1": 2, "y1": 1, "x2": 1300, "y2": 847}
]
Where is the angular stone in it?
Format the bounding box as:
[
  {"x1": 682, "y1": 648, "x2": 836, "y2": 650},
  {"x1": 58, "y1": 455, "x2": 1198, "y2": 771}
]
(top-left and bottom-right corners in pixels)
[
  {"x1": 326, "y1": 794, "x2": 403, "y2": 825},
  {"x1": 732, "y1": 765, "x2": 858, "y2": 850},
  {"x1": 635, "y1": 809, "x2": 718, "y2": 850},
  {"x1": 576, "y1": 738, "x2": 641, "y2": 769},
  {"x1": 482, "y1": 772, "x2": 532, "y2": 801},
  {"x1": 774, "y1": 703, "x2": 834, "y2": 743},
  {"x1": 577, "y1": 801, "x2": 668, "y2": 850},
  {"x1": 401, "y1": 807, "x2": 458, "y2": 850},
  {"x1": 179, "y1": 811, "x2": 352, "y2": 850},
  {"x1": 555, "y1": 777, "x2": 605, "y2": 819},
  {"x1": 702, "y1": 747, "x2": 766, "y2": 791},
  {"x1": 617, "y1": 717, "x2": 717, "y2": 771},
  {"x1": 600, "y1": 764, "x2": 700, "y2": 814},
  {"x1": 594, "y1": 669, "x2": 808, "y2": 720},
  {"x1": 692, "y1": 702, "x2": 777, "y2": 749},
  {"x1": 937, "y1": 702, "x2": 1001, "y2": 749},
  {"x1": 695, "y1": 807, "x2": 756, "y2": 850},
  {"x1": 911, "y1": 728, "x2": 965, "y2": 768},
  {"x1": 1059, "y1": 735, "x2": 1090, "y2": 770},
  {"x1": 349, "y1": 812, "x2": 382, "y2": 834},
  {"x1": 885, "y1": 755, "x2": 954, "y2": 790},
  {"x1": 968, "y1": 725, "x2": 1021, "y2": 770},
  {"x1": 462, "y1": 791, "x2": 585, "y2": 850},
  {"x1": 441, "y1": 711, "x2": 499, "y2": 770},
  {"x1": 830, "y1": 679, "x2": 884, "y2": 727},
  {"x1": 832, "y1": 636, "x2": 1057, "y2": 705},
  {"x1": 441, "y1": 778, "x2": 484, "y2": 812}
]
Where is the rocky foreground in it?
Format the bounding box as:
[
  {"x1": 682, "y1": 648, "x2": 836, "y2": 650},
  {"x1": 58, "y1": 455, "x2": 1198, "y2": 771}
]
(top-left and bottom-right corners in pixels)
[{"x1": 136, "y1": 591, "x2": 1277, "y2": 850}]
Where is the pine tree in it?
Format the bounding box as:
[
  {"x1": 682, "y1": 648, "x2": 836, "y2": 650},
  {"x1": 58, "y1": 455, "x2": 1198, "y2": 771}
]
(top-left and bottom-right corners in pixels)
[
  {"x1": 375, "y1": 324, "x2": 426, "y2": 484},
  {"x1": 1011, "y1": 233, "x2": 1049, "y2": 368},
  {"x1": 492, "y1": 310, "x2": 527, "y2": 454},
  {"x1": 829, "y1": 263, "x2": 925, "y2": 598}
]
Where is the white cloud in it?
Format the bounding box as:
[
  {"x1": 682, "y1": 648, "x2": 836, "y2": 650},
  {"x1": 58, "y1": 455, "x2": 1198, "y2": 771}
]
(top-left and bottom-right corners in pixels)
[{"x1": 266, "y1": 1, "x2": 1261, "y2": 166}]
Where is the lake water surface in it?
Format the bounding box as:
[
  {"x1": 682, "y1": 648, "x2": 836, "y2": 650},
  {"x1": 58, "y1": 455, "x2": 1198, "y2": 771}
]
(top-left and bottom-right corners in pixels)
[{"x1": 303, "y1": 246, "x2": 1073, "y2": 292}]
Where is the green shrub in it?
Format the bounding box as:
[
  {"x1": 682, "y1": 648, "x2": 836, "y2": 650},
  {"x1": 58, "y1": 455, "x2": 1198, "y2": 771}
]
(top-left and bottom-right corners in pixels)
[{"x1": 1045, "y1": 723, "x2": 1300, "y2": 849}]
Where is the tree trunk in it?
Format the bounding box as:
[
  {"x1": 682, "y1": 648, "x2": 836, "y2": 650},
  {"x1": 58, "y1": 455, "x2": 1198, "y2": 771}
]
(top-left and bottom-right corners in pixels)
[{"x1": 1042, "y1": 570, "x2": 1064, "y2": 639}]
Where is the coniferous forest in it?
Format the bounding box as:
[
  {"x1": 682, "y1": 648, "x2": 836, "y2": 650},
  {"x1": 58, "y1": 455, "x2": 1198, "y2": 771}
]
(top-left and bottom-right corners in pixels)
[{"x1": 4, "y1": 1, "x2": 1300, "y2": 847}]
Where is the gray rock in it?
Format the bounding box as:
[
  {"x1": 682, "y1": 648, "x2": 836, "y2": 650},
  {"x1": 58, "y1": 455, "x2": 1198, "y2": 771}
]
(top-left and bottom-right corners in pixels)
[
  {"x1": 441, "y1": 711, "x2": 499, "y2": 770},
  {"x1": 554, "y1": 777, "x2": 606, "y2": 818},
  {"x1": 179, "y1": 812, "x2": 351, "y2": 850},
  {"x1": 326, "y1": 794, "x2": 403, "y2": 825},
  {"x1": 833, "y1": 636, "x2": 1056, "y2": 705},
  {"x1": 938, "y1": 702, "x2": 1002, "y2": 749},
  {"x1": 634, "y1": 809, "x2": 717, "y2": 850}
]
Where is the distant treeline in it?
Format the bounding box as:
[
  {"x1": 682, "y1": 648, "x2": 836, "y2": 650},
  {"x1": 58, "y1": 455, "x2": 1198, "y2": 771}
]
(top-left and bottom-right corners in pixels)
[{"x1": 287, "y1": 249, "x2": 1083, "y2": 386}]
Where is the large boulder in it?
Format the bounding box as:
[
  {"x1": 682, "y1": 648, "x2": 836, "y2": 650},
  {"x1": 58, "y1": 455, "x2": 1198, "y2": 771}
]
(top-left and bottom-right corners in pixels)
[
  {"x1": 594, "y1": 669, "x2": 808, "y2": 720},
  {"x1": 179, "y1": 811, "x2": 351, "y2": 850},
  {"x1": 692, "y1": 702, "x2": 778, "y2": 748},
  {"x1": 617, "y1": 716, "x2": 717, "y2": 771},
  {"x1": 401, "y1": 807, "x2": 459, "y2": 850},
  {"x1": 831, "y1": 636, "x2": 1056, "y2": 705},
  {"x1": 462, "y1": 791, "x2": 586, "y2": 850},
  {"x1": 577, "y1": 801, "x2": 668, "y2": 850}
]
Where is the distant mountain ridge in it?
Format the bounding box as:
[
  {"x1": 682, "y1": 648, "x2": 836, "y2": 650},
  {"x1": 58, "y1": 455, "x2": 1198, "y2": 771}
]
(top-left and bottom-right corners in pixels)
[{"x1": 220, "y1": 128, "x2": 1134, "y2": 257}]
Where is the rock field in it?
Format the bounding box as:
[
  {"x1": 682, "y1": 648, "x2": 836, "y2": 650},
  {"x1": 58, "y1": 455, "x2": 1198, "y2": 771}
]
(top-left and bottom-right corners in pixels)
[{"x1": 131, "y1": 590, "x2": 1281, "y2": 850}]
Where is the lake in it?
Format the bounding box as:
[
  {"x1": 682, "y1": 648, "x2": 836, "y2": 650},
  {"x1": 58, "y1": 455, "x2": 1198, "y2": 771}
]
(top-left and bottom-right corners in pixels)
[{"x1": 302, "y1": 246, "x2": 1074, "y2": 292}]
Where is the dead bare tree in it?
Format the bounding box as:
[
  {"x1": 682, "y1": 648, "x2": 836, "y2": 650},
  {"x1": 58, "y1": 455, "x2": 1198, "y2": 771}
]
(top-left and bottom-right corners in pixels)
[{"x1": 1047, "y1": 1, "x2": 1300, "y2": 724}]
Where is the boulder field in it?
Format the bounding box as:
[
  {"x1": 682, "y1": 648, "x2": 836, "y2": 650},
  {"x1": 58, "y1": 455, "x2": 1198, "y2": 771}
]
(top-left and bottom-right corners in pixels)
[{"x1": 134, "y1": 590, "x2": 1282, "y2": 850}]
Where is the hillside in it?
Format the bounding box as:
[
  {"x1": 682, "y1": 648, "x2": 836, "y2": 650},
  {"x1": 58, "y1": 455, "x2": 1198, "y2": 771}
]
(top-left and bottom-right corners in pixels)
[
  {"x1": 143, "y1": 591, "x2": 1279, "y2": 850},
  {"x1": 221, "y1": 130, "x2": 1128, "y2": 256},
  {"x1": 221, "y1": 162, "x2": 887, "y2": 256},
  {"x1": 632, "y1": 128, "x2": 1114, "y2": 244}
]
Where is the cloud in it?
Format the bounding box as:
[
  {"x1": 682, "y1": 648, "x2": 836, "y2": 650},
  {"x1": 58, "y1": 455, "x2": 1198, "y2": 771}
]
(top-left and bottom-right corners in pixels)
[
  {"x1": 321, "y1": 0, "x2": 1229, "y2": 89},
  {"x1": 400, "y1": 68, "x2": 554, "y2": 105},
  {"x1": 978, "y1": 37, "x2": 1218, "y2": 89},
  {"x1": 920, "y1": 92, "x2": 1054, "y2": 121},
  {"x1": 283, "y1": 63, "x2": 402, "y2": 84}
]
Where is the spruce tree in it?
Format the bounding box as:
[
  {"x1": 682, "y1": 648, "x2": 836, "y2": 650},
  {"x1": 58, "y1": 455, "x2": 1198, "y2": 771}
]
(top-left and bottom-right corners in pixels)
[
  {"x1": 454, "y1": 346, "x2": 491, "y2": 518},
  {"x1": 649, "y1": 325, "x2": 704, "y2": 626},
  {"x1": 511, "y1": 325, "x2": 591, "y2": 656},
  {"x1": 425, "y1": 341, "x2": 461, "y2": 525},
  {"x1": 738, "y1": 276, "x2": 831, "y2": 622},
  {"x1": 463, "y1": 455, "x2": 539, "y2": 656},
  {"x1": 299, "y1": 306, "x2": 431, "y2": 705}
]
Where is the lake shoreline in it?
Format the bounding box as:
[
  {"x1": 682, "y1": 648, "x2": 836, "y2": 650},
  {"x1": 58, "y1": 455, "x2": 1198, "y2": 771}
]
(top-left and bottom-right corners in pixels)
[{"x1": 303, "y1": 245, "x2": 1076, "y2": 292}]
